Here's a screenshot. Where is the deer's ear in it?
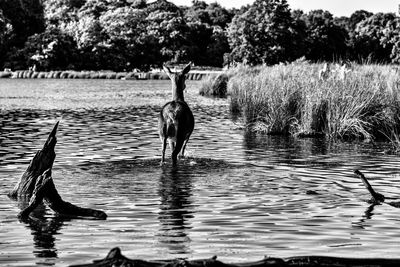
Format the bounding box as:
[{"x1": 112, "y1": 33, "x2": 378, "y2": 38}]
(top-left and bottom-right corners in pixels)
[
  {"x1": 163, "y1": 64, "x2": 172, "y2": 77},
  {"x1": 182, "y1": 62, "x2": 191, "y2": 75}
]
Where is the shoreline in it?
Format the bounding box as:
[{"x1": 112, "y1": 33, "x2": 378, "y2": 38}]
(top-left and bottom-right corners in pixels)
[{"x1": 0, "y1": 69, "x2": 222, "y2": 80}]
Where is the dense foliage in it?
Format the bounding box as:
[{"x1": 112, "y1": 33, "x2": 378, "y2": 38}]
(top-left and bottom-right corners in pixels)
[
  {"x1": 0, "y1": 0, "x2": 399, "y2": 70},
  {"x1": 227, "y1": 0, "x2": 300, "y2": 65}
]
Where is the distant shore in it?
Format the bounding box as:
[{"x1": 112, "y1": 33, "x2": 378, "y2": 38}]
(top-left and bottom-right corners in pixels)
[{"x1": 0, "y1": 69, "x2": 222, "y2": 80}]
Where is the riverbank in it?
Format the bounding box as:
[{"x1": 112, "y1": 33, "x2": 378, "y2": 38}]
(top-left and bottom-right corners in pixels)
[{"x1": 0, "y1": 69, "x2": 222, "y2": 80}]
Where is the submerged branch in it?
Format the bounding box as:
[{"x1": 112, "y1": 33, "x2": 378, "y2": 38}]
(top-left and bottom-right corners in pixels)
[
  {"x1": 354, "y1": 169, "x2": 385, "y2": 203},
  {"x1": 355, "y1": 169, "x2": 400, "y2": 208}
]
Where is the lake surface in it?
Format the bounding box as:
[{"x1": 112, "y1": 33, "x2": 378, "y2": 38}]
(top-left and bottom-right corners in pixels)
[{"x1": 1, "y1": 79, "x2": 400, "y2": 266}]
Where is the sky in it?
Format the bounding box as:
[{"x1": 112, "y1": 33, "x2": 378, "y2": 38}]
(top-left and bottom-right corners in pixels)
[{"x1": 169, "y1": 0, "x2": 399, "y2": 17}]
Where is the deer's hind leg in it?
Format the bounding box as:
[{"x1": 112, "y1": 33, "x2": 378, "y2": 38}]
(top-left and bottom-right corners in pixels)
[
  {"x1": 168, "y1": 139, "x2": 175, "y2": 154},
  {"x1": 172, "y1": 137, "x2": 185, "y2": 166},
  {"x1": 180, "y1": 130, "x2": 193, "y2": 158},
  {"x1": 160, "y1": 136, "x2": 167, "y2": 166},
  {"x1": 180, "y1": 138, "x2": 190, "y2": 158}
]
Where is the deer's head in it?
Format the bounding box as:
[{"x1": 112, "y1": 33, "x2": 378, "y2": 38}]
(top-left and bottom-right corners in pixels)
[{"x1": 163, "y1": 62, "x2": 191, "y2": 102}]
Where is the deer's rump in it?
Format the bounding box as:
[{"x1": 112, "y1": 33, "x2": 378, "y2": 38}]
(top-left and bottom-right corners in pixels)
[{"x1": 159, "y1": 100, "x2": 194, "y2": 140}]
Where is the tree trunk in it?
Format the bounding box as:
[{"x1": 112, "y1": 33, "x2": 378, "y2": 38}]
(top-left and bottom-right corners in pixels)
[{"x1": 9, "y1": 122, "x2": 107, "y2": 220}]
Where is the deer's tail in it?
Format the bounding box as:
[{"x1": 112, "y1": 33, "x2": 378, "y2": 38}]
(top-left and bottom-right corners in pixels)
[{"x1": 166, "y1": 112, "x2": 178, "y2": 138}]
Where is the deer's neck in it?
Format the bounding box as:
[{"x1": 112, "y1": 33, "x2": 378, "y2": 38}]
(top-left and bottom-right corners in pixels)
[{"x1": 172, "y1": 85, "x2": 185, "y2": 102}]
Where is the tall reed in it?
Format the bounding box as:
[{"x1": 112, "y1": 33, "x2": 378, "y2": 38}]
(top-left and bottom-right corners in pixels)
[{"x1": 228, "y1": 61, "x2": 400, "y2": 142}]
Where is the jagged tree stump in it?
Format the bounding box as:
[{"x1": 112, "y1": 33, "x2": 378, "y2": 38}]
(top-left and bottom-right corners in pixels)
[
  {"x1": 8, "y1": 122, "x2": 59, "y2": 199},
  {"x1": 9, "y1": 122, "x2": 106, "y2": 220}
]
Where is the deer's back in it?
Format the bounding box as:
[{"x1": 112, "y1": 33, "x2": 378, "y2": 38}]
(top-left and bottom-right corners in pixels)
[{"x1": 159, "y1": 100, "x2": 194, "y2": 137}]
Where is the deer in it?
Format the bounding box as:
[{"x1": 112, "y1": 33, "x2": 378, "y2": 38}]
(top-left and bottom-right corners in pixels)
[{"x1": 158, "y1": 62, "x2": 194, "y2": 166}]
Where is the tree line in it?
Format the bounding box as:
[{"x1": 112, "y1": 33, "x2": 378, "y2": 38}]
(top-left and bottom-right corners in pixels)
[{"x1": 0, "y1": 0, "x2": 399, "y2": 71}]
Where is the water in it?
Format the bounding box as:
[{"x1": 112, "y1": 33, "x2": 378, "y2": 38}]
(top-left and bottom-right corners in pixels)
[{"x1": 1, "y1": 79, "x2": 400, "y2": 266}]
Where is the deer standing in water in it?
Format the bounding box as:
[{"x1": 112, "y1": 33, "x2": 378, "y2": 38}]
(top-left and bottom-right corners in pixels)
[{"x1": 158, "y1": 63, "x2": 194, "y2": 166}]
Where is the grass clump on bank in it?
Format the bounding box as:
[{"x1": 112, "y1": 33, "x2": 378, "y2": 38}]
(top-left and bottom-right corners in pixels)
[
  {"x1": 228, "y1": 61, "x2": 400, "y2": 142},
  {"x1": 199, "y1": 64, "x2": 264, "y2": 98},
  {"x1": 199, "y1": 73, "x2": 229, "y2": 97}
]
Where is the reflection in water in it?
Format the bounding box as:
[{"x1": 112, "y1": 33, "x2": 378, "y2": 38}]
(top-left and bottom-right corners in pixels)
[
  {"x1": 309, "y1": 137, "x2": 329, "y2": 155},
  {"x1": 157, "y1": 166, "x2": 194, "y2": 254},
  {"x1": 351, "y1": 204, "x2": 378, "y2": 229},
  {"x1": 243, "y1": 132, "x2": 332, "y2": 159},
  {"x1": 241, "y1": 131, "x2": 373, "y2": 168},
  {"x1": 18, "y1": 199, "x2": 68, "y2": 265}
]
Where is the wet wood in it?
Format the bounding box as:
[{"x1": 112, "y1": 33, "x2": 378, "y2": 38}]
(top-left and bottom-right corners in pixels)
[
  {"x1": 8, "y1": 122, "x2": 59, "y2": 199},
  {"x1": 9, "y1": 122, "x2": 107, "y2": 219},
  {"x1": 18, "y1": 169, "x2": 107, "y2": 219},
  {"x1": 71, "y1": 247, "x2": 400, "y2": 267},
  {"x1": 354, "y1": 169, "x2": 400, "y2": 208},
  {"x1": 354, "y1": 170, "x2": 385, "y2": 203}
]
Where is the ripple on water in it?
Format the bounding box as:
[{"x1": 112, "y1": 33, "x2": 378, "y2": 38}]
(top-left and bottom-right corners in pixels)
[{"x1": 2, "y1": 80, "x2": 400, "y2": 265}]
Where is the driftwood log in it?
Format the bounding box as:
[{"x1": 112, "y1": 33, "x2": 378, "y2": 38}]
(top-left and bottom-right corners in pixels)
[
  {"x1": 9, "y1": 122, "x2": 106, "y2": 219},
  {"x1": 71, "y1": 247, "x2": 400, "y2": 267}
]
